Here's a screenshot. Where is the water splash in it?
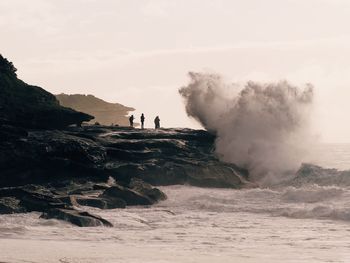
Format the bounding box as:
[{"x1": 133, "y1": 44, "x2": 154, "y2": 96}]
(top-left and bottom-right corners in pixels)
[{"x1": 179, "y1": 72, "x2": 314, "y2": 184}]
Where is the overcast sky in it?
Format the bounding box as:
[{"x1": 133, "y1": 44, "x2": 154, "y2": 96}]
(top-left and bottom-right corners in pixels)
[{"x1": 1, "y1": 0, "x2": 350, "y2": 142}]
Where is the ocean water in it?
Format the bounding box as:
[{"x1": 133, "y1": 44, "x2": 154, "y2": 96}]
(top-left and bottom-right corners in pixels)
[{"x1": 1, "y1": 144, "x2": 350, "y2": 263}]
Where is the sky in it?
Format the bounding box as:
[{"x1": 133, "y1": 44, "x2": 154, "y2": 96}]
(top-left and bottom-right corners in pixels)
[{"x1": 1, "y1": 0, "x2": 350, "y2": 142}]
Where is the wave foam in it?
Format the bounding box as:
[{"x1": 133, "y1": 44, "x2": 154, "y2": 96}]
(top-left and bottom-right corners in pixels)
[
  {"x1": 179, "y1": 72, "x2": 314, "y2": 184},
  {"x1": 281, "y1": 185, "x2": 344, "y2": 203},
  {"x1": 160, "y1": 185, "x2": 350, "y2": 222}
]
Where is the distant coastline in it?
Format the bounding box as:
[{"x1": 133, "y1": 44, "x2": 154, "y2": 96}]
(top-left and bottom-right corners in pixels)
[{"x1": 56, "y1": 93, "x2": 136, "y2": 127}]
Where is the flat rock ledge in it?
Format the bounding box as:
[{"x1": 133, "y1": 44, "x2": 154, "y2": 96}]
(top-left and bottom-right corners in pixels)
[{"x1": 0, "y1": 125, "x2": 250, "y2": 226}]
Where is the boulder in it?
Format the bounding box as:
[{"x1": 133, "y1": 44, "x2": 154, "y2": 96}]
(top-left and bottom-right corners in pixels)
[
  {"x1": 72, "y1": 195, "x2": 126, "y2": 209},
  {"x1": 186, "y1": 164, "x2": 244, "y2": 188},
  {"x1": 129, "y1": 178, "x2": 166, "y2": 202},
  {"x1": 41, "y1": 208, "x2": 113, "y2": 227},
  {"x1": 0, "y1": 197, "x2": 25, "y2": 214},
  {"x1": 100, "y1": 184, "x2": 153, "y2": 206},
  {"x1": 19, "y1": 192, "x2": 66, "y2": 212},
  {"x1": 0, "y1": 124, "x2": 28, "y2": 140},
  {"x1": 92, "y1": 183, "x2": 111, "y2": 190},
  {"x1": 0, "y1": 185, "x2": 66, "y2": 212}
]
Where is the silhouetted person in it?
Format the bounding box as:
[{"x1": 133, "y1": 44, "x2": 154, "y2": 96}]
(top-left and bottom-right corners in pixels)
[
  {"x1": 129, "y1": 115, "x2": 134, "y2": 127},
  {"x1": 140, "y1": 113, "x2": 145, "y2": 129},
  {"x1": 154, "y1": 116, "x2": 160, "y2": 129}
]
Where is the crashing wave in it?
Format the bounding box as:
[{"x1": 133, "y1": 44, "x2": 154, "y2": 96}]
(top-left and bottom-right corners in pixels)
[
  {"x1": 179, "y1": 72, "x2": 314, "y2": 184},
  {"x1": 285, "y1": 163, "x2": 350, "y2": 187}
]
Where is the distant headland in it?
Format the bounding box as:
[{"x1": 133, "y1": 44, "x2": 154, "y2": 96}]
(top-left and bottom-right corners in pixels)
[{"x1": 56, "y1": 93, "x2": 135, "y2": 127}]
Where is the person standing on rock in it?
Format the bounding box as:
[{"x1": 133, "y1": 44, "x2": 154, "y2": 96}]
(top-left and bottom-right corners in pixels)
[
  {"x1": 140, "y1": 113, "x2": 145, "y2": 129},
  {"x1": 154, "y1": 116, "x2": 160, "y2": 129},
  {"x1": 129, "y1": 115, "x2": 134, "y2": 127}
]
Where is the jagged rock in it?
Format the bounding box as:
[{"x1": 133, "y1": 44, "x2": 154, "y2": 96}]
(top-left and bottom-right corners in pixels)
[
  {"x1": 0, "y1": 130, "x2": 108, "y2": 187},
  {"x1": 92, "y1": 183, "x2": 111, "y2": 190},
  {"x1": 21, "y1": 184, "x2": 56, "y2": 197},
  {"x1": 0, "y1": 125, "x2": 249, "y2": 190},
  {"x1": 0, "y1": 185, "x2": 67, "y2": 213},
  {"x1": 19, "y1": 192, "x2": 66, "y2": 212},
  {"x1": 41, "y1": 208, "x2": 113, "y2": 227},
  {"x1": 98, "y1": 127, "x2": 248, "y2": 188},
  {"x1": 129, "y1": 178, "x2": 166, "y2": 202},
  {"x1": 71, "y1": 195, "x2": 126, "y2": 209},
  {"x1": 0, "y1": 124, "x2": 28, "y2": 140},
  {"x1": 186, "y1": 164, "x2": 244, "y2": 188},
  {"x1": 100, "y1": 184, "x2": 153, "y2": 206},
  {"x1": 0, "y1": 126, "x2": 248, "y2": 188},
  {"x1": 0, "y1": 197, "x2": 25, "y2": 214}
]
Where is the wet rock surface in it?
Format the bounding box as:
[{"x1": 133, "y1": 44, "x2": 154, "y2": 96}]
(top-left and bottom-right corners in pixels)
[
  {"x1": 100, "y1": 184, "x2": 154, "y2": 206},
  {"x1": 0, "y1": 126, "x2": 248, "y2": 188},
  {"x1": 1, "y1": 121, "x2": 252, "y2": 223},
  {"x1": 41, "y1": 208, "x2": 113, "y2": 227},
  {"x1": 0, "y1": 197, "x2": 25, "y2": 214},
  {"x1": 0, "y1": 126, "x2": 248, "y2": 226},
  {"x1": 0, "y1": 179, "x2": 164, "y2": 227}
]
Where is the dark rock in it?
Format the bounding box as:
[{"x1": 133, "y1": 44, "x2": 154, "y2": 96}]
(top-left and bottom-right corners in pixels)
[
  {"x1": 51, "y1": 180, "x2": 99, "y2": 196},
  {"x1": 0, "y1": 124, "x2": 28, "y2": 140},
  {"x1": 0, "y1": 130, "x2": 108, "y2": 187},
  {"x1": 68, "y1": 186, "x2": 94, "y2": 195},
  {"x1": 74, "y1": 196, "x2": 108, "y2": 209},
  {"x1": 102, "y1": 197, "x2": 127, "y2": 209},
  {"x1": 0, "y1": 197, "x2": 25, "y2": 214},
  {"x1": 56, "y1": 195, "x2": 75, "y2": 206},
  {"x1": 41, "y1": 208, "x2": 113, "y2": 227},
  {"x1": 21, "y1": 184, "x2": 55, "y2": 197},
  {"x1": 72, "y1": 195, "x2": 126, "y2": 209},
  {"x1": 92, "y1": 183, "x2": 111, "y2": 190},
  {"x1": 129, "y1": 178, "x2": 166, "y2": 202},
  {"x1": 0, "y1": 55, "x2": 94, "y2": 129},
  {"x1": 100, "y1": 184, "x2": 153, "y2": 206},
  {"x1": 0, "y1": 125, "x2": 248, "y2": 189},
  {"x1": 0, "y1": 184, "x2": 67, "y2": 213},
  {"x1": 19, "y1": 192, "x2": 66, "y2": 212},
  {"x1": 186, "y1": 164, "x2": 244, "y2": 188},
  {"x1": 99, "y1": 128, "x2": 248, "y2": 188}
]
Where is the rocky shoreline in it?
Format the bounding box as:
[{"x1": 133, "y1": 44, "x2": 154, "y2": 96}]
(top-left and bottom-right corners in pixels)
[
  {"x1": 0, "y1": 54, "x2": 248, "y2": 227},
  {"x1": 0, "y1": 125, "x2": 248, "y2": 227}
]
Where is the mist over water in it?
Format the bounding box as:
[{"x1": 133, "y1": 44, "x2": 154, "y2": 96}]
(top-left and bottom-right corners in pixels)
[{"x1": 179, "y1": 72, "x2": 315, "y2": 184}]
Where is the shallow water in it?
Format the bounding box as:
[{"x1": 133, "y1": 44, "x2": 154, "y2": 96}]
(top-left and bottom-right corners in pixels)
[{"x1": 1, "y1": 143, "x2": 350, "y2": 263}]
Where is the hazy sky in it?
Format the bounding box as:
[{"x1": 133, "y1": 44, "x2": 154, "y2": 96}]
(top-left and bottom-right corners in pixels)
[{"x1": 2, "y1": 0, "x2": 350, "y2": 142}]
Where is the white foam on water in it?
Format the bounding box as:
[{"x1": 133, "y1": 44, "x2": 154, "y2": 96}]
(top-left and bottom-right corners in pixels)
[
  {"x1": 179, "y1": 72, "x2": 314, "y2": 183},
  {"x1": 1, "y1": 144, "x2": 350, "y2": 262},
  {"x1": 1, "y1": 184, "x2": 350, "y2": 263}
]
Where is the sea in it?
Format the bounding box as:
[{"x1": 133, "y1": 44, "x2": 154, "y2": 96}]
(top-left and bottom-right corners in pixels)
[{"x1": 1, "y1": 143, "x2": 350, "y2": 263}]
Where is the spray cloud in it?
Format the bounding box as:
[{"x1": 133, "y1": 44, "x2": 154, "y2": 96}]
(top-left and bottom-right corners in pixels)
[{"x1": 179, "y1": 72, "x2": 314, "y2": 184}]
